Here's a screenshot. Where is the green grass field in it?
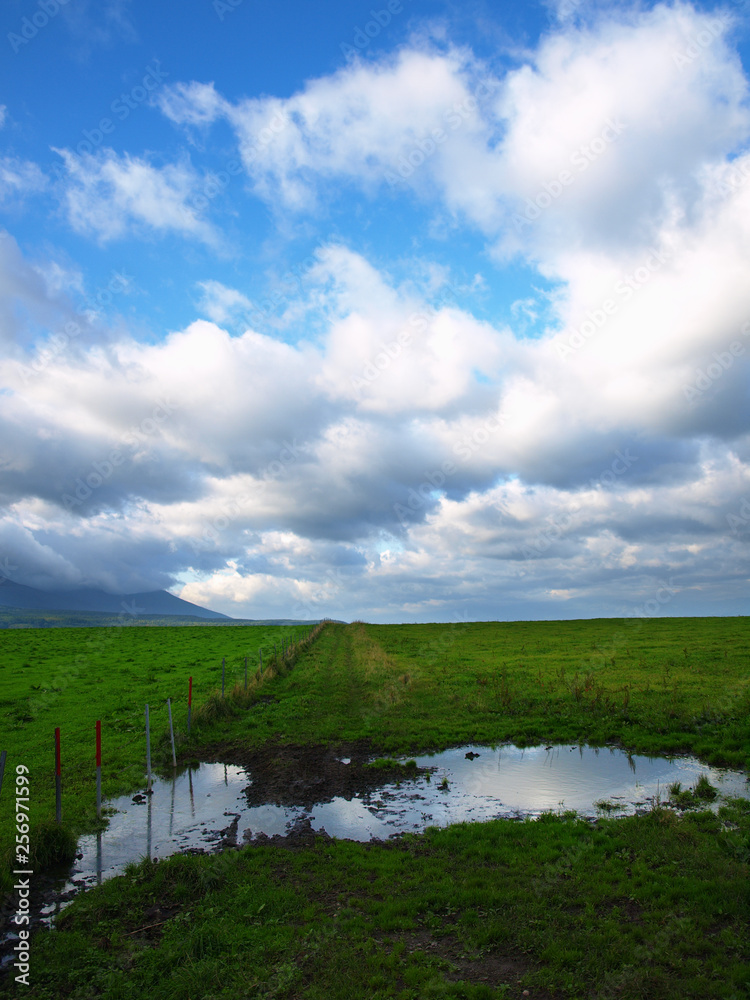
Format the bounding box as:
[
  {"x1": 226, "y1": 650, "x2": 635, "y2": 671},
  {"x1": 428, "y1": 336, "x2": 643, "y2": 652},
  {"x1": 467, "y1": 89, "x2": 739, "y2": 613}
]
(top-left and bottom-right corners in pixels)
[
  {"x1": 188, "y1": 617, "x2": 750, "y2": 764},
  {"x1": 1, "y1": 616, "x2": 749, "y2": 998},
  {"x1": 0, "y1": 620, "x2": 317, "y2": 887}
]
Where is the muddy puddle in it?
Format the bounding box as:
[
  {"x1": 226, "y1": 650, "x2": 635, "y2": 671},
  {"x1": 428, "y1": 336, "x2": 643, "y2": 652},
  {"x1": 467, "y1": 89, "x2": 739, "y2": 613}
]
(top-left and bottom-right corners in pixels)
[{"x1": 2, "y1": 742, "x2": 747, "y2": 968}]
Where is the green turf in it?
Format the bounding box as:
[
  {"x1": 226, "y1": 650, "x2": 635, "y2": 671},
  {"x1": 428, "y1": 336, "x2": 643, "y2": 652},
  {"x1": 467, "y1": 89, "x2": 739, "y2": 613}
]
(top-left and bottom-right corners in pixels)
[
  {"x1": 187, "y1": 618, "x2": 750, "y2": 766},
  {"x1": 1, "y1": 616, "x2": 748, "y2": 998},
  {"x1": 0, "y1": 621, "x2": 318, "y2": 888},
  {"x1": 7, "y1": 800, "x2": 750, "y2": 999}
]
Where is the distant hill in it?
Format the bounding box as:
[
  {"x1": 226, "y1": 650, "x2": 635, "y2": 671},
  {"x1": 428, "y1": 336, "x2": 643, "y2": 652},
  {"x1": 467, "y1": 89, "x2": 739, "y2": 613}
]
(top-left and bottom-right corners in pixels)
[
  {"x1": 0, "y1": 581, "x2": 229, "y2": 619},
  {"x1": 0, "y1": 607, "x2": 335, "y2": 629}
]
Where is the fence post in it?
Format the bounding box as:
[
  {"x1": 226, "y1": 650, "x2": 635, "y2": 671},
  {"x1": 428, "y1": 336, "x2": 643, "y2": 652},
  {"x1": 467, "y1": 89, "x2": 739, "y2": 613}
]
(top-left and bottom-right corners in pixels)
[
  {"x1": 0, "y1": 750, "x2": 6, "y2": 802},
  {"x1": 222, "y1": 657, "x2": 225, "y2": 697},
  {"x1": 188, "y1": 676, "x2": 193, "y2": 734},
  {"x1": 145, "y1": 704, "x2": 152, "y2": 794},
  {"x1": 167, "y1": 698, "x2": 176, "y2": 769},
  {"x1": 55, "y1": 727, "x2": 61, "y2": 824},
  {"x1": 96, "y1": 720, "x2": 102, "y2": 819}
]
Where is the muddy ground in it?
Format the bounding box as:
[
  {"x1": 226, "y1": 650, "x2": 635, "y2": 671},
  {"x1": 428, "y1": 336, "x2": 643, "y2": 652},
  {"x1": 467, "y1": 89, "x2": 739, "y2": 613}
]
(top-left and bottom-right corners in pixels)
[{"x1": 199, "y1": 738, "x2": 432, "y2": 811}]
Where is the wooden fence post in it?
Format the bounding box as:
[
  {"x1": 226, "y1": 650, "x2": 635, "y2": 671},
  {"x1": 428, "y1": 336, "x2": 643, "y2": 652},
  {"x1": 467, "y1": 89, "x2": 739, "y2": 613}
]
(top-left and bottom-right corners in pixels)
[
  {"x1": 167, "y1": 698, "x2": 176, "y2": 769},
  {"x1": 96, "y1": 720, "x2": 102, "y2": 819},
  {"x1": 145, "y1": 704, "x2": 152, "y2": 794},
  {"x1": 55, "y1": 727, "x2": 61, "y2": 823}
]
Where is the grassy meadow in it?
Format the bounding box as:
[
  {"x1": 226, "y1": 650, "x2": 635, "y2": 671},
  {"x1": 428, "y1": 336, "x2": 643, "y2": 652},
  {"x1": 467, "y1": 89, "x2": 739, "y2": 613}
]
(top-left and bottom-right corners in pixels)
[
  {"x1": 0, "y1": 621, "x2": 318, "y2": 888},
  {"x1": 1, "y1": 616, "x2": 749, "y2": 999},
  {"x1": 187, "y1": 617, "x2": 750, "y2": 764}
]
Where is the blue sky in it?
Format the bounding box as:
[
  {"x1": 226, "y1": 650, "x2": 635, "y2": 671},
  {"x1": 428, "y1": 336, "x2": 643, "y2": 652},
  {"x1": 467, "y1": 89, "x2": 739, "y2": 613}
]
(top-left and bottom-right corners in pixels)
[{"x1": 1, "y1": 0, "x2": 749, "y2": 623}]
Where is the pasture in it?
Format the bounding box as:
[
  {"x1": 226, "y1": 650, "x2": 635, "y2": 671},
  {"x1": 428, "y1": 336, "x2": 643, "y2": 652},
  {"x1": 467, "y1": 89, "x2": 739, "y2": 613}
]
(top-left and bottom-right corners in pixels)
[{"x1": 1, "y1": 616, "x2": 748, "y2": 998}]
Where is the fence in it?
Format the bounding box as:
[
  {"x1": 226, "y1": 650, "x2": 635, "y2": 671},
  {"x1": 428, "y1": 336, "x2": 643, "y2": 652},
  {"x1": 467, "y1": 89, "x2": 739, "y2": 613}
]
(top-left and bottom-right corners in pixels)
[{"x1": 0, "y1": 623, "x2": 326, "y2": 823}]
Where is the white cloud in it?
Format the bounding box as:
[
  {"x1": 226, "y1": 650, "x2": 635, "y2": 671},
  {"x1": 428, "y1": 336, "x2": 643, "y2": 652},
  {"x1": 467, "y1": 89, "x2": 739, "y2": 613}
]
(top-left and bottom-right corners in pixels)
[
  {"x1": 2, "y1": 237, "x2": 747, "y2": 612},
  {"x1": 0, "y1": 156, "x2": 47, "y2": 205},
  {"x1": 311, "y1": 245, "x2": 508, "y2": 415},
  {"x1": 2, "y1": 3, "x2": 749, "y2": 620},
  {"x1": 159, "y1": 48, "x2": 490, "y2": 211},
  {"x1": 491, "y1": 3, "x2": 750, "y2": 264},
  {"x1": 53, "y1": 148, "x2": 217, "y2": 244},
  {"x1": 157, "y1": 81, "x2": 227, "y2": 127},
  {"x1": 195, "y1": 279, "x2": 253, "y2": 325},
  {"x1": 157, "y1": 5, "x2": 749, "y2": 261}
]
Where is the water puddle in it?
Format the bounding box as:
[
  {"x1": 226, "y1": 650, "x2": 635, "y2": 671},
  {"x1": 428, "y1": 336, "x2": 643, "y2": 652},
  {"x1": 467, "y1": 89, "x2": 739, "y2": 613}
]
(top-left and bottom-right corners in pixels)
[{"x1": 2, "y1": 743, "x2": 747, "y2": 966}]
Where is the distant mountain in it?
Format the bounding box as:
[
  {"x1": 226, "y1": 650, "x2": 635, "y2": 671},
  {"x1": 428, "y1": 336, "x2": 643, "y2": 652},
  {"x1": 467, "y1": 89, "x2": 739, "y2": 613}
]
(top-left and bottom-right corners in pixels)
[
  {"x1": 0, "y1": 581, "x2": 230, "y2": 619},
  {"x1": 0, "y1": 607, "x2": 342, "y2": 629}
]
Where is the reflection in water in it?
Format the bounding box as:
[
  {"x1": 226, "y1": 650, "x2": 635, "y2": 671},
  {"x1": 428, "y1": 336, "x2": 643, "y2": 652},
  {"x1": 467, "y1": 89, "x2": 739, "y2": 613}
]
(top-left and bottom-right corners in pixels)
[
  {"x1": 28, "y1": 745, "x2": 748, "y2": 922},
  {"x1": 169, "y1": 775, "x2": 175, "y2": 838},
  {"x1": 146, "y1": 792, "x2": 152, "y2": 862}
]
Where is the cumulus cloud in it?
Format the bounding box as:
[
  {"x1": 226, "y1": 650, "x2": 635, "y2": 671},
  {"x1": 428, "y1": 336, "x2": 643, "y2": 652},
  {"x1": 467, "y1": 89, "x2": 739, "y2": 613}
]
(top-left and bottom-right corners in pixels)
[
  {"x1": 2, "y1": 2, "x2": 749, "y2": 620},
  {"x1": 157, "y1": 5, "x2": 750, "y2": 260},
  {"x1": 158, "y1": 48, "x2": 491, "y2": 212},
  {"x1": 53, "y1": 148, "x2": 218, "y2": 244},
  {"x1": 2, "y1": 227, "x2": 748, "y2": 619}
]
